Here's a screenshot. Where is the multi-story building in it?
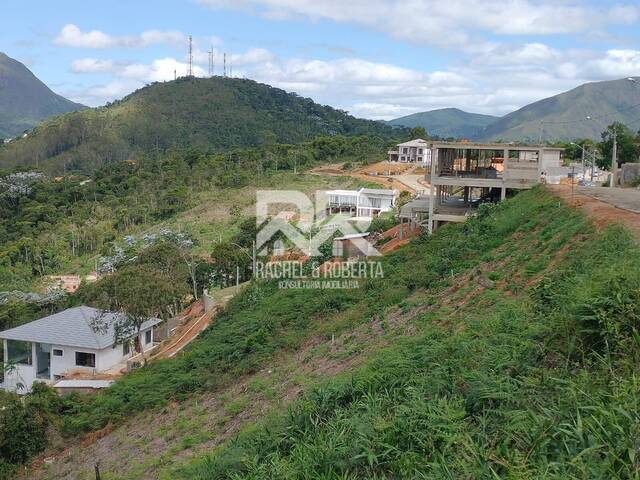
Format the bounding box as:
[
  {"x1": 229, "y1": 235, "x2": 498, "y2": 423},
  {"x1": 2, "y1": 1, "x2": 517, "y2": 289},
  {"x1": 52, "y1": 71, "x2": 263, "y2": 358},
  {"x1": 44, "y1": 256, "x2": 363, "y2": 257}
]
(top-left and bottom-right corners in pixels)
[
  {"x1": 425, "y1": 141, "x2": 563, "y2": 232},
  {"x1": 388, "y1": 139, "x2": 432, "y2": 164}
]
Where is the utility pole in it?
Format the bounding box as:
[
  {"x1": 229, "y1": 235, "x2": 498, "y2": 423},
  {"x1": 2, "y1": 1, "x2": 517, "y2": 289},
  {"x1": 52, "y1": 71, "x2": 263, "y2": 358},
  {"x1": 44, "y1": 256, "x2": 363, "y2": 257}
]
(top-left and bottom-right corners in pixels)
[
  {"x1": 538, "y1": 121, "x2": 544, "y2": 144},
  {"x1": 581, "y1": 144, "x2": 585, "y2": 180},
  {"x1": 611, "y1": 126, "x2": 617, "y2": 188},
  {"x1": 187, "y1": 35, "x2": 193, "y2": 77}
]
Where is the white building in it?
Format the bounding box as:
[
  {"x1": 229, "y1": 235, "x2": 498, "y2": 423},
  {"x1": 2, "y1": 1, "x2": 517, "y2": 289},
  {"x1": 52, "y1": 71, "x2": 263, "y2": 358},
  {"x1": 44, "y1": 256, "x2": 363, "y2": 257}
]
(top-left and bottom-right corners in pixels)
[
  {"x1": 0, "y1": 306, "x2": 161, "y2": 393},
  {"x1": 388, "y1": 139, "x2": 432, "y2": 164},
  {"x1": 326, "y1": 188, "x2": 399, "y2": 218}
]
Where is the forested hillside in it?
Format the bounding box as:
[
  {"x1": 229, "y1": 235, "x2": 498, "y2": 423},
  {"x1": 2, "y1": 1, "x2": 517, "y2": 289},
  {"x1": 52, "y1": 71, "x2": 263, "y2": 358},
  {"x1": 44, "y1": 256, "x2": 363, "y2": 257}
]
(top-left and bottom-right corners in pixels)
[
  {"x1": 0, "y1": 135, "x2": 391, "y2": 295},
  {"x1": 0, "y1": 76, "x2": 402, "y2": 174}
]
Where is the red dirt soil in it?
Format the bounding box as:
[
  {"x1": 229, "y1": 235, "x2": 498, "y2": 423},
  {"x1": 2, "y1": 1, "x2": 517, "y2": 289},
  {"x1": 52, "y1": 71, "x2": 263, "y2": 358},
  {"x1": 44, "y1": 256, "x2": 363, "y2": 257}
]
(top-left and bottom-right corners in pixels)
[{"x1": 549, "y1": 185, "x2": 640, "y2": 238}]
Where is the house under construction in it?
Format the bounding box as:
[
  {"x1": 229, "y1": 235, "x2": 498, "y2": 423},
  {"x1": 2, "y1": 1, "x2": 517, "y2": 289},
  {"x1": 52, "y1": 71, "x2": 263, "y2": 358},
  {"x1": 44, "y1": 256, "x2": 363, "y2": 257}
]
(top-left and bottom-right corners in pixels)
[{"x1": 426, "y1": 142, "x2": 563, "y2": 233}]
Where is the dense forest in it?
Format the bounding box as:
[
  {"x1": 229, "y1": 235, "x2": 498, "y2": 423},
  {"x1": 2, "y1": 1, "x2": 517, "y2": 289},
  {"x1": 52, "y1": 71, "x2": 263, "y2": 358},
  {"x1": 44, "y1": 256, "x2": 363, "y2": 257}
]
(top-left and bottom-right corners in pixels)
[
  {"x1": 0, "y1": 76, "x2": 404, "y2": 174},
  {"x1": 0, "y1": 134, "x2": 399, "y2": 324}
]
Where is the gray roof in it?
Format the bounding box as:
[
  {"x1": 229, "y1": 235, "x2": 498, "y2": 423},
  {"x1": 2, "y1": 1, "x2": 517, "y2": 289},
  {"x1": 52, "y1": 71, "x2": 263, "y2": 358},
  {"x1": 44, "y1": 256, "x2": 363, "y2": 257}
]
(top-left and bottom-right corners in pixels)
[
  {"x1": 400, "y1": 197, "x2": 431, "y2": 217},
  {"x1": 0, "y1": 306, "x2": 161, "y2": 350}
]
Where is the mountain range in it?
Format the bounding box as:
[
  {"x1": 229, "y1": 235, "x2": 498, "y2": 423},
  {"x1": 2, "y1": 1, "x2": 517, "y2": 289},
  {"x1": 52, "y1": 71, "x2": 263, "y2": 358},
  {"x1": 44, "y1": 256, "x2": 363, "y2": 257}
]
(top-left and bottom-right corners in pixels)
[
  {"x1": 387, "y1": 77, "x2": 640, "y2": 142},
  {"x1": 386, "y1": 108, "x2": 498, "y2": 139},
  {"x1": 1, "y1": 49, "x2": 640, "y2": 174},
  {"x1": 0, "y1": 52, "x2": 84, "y2": 139},
  {"x1": 476, "y1": 77, "x2": 640, "y2": 142}
]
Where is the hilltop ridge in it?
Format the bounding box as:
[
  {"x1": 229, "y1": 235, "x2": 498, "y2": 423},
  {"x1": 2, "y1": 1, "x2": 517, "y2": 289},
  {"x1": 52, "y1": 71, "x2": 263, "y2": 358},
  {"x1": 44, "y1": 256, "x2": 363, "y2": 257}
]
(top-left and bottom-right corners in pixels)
[{"x1": 0, "y1": 76, "x2": 401, "y2": 174}]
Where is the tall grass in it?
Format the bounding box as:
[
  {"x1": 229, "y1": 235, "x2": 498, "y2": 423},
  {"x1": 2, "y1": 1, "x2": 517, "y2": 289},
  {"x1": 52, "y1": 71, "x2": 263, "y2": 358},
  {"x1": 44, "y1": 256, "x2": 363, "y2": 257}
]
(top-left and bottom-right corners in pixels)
[
  {"x1": 170, "y1": 188, "x2": 640, "y2": 479},
  {"x1": 62, "y1": 188, "x2": 576, "y2": 435}
]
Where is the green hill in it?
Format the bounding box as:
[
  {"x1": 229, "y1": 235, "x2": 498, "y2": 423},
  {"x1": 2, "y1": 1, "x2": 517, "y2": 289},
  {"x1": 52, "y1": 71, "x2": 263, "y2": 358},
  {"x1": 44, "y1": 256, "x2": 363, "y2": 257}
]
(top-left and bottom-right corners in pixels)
[
  {"x1": 0, "y1": 76, "x2": 401, "y2": 174},
  {"x1": 0, "y1": 52, "x2": 84, "y2": 140},
  {"x1": 387, "y1": 107, "x2": 498, "y2": 139},
  {"x1": 478, "y1": 77, "x2": 640, "y2": 142},
  {"x1": 13, "y1": 187, "x2": 640, "y2": 478}
]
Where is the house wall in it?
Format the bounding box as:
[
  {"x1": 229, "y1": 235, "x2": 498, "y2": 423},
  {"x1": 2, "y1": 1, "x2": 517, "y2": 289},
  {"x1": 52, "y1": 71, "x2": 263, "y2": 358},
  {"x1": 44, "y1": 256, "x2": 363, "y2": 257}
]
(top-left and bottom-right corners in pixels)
[
  {"x1": 51, "y1": 346, "x2": 100, "y2": 378},
  {"x1": 541, "y1": 150, "x2": 562, "y2": 172},
  {"x1": 1, "y1": 327, "x2": 155, "y2": 393}
]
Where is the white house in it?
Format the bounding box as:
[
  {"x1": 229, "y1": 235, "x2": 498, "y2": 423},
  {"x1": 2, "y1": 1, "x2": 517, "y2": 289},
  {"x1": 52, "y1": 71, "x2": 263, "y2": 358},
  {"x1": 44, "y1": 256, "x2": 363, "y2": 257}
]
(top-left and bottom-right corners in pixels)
[
  {"x1": 0, "y1": 306, "x2": 161, "y2": 393},
  {"x1": 326, "y1": 188, "x2": 399, "y2": 218},
  {"x1": 388, "y1": 139, "x2": 432, "y2": 164}
]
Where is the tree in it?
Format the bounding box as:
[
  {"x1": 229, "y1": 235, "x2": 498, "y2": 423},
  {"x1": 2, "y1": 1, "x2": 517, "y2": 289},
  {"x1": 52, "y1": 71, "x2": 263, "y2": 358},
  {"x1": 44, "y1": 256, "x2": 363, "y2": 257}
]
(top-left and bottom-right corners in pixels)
[
  {"x1": 409, "y1": 126, "x2": 428, "y2": 139},
  {"x1": 598, "y1": 122, "x2": 640, "y2": 170},
  {"x1": 210, "y1": 242, "x2": 251, "y2": 287},
  {"x1": 90, "y1": 265, "x2": 187, "y2": 357}
]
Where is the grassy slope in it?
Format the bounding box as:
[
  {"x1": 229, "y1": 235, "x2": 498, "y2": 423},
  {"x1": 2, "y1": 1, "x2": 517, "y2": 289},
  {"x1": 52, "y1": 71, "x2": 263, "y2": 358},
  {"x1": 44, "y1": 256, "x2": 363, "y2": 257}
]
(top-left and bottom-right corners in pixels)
[{"x1": 34, "y1": 187, "x2": 640, "y2": 479}]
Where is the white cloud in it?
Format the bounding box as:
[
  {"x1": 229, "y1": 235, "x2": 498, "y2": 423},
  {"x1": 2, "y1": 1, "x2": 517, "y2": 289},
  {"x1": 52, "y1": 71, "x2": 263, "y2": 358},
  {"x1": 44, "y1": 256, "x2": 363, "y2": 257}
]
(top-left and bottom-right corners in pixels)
[
  {"x1": 71, "y1": 58, "x2": 115, "y2": 73},
  {"x1": 586, "y1": 49, "x2": 640, "y2": 78},
  {"x1": 196, "y1": 0, "x2": 639, "y2": 51},
  {"x1": 55, "y1": 24, "x2": 186, "y2": 49}
]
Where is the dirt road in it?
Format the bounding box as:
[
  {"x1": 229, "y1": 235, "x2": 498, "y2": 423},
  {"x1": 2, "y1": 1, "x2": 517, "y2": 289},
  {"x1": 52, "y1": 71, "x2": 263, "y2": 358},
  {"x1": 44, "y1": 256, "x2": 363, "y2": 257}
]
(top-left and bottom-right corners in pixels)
[
  {"x1": 310, "y1": 162, "x2": 422, "y2": 193},
  {"x1": 549, "y1": 185, "x2": 640, "y2": 238}
]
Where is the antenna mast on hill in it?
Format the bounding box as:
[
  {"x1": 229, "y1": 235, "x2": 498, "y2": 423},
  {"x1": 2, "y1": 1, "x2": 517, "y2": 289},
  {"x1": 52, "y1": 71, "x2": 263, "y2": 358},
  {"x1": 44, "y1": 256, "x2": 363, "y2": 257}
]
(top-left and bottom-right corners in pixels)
[
  {"x1": 188, "y1": 35, "x2": 193, "y2": 77},
  {"x1": 223, "y1": 53, "x2": 227, "y2": 77},
  {"x1": 229, "y1": 52, "x2": 233, "y2": 78},
  {"x1": 208, "y1": 49, "x2": 214, "y2": 76}
]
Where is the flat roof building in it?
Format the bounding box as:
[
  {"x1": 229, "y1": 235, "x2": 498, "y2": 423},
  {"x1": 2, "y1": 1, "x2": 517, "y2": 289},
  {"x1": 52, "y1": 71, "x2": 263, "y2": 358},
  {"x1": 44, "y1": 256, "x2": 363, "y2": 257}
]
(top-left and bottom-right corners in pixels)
[{"x1": 425, "y1": 141, "x2": 563, "y2": 232}]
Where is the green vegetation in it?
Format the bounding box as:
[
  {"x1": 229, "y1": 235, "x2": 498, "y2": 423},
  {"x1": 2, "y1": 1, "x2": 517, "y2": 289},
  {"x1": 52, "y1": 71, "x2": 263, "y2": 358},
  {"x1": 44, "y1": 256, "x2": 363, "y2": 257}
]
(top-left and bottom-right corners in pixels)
[
  {"x1": 0, "y1": 384, "x2": 68, "y2": 477},
  {"x1": 387, "y1": 107, "x2": 498, "y2": 140},
  {"x1": 0, "y1": 135, "x2": 392, "y2": 295},
  {"x1": 0, "y1": 52, "x2": 83, "y2": 140},
  {"x1": 171, "y1": 189, "x2": 640, "y2": 479},
  {"x1": 553, "y1": 122, "x2": 639, "y2": 172},
  {"x1": 0, "y1": 76, "x2": 404, "y2": 173},
  {"x1": 9, "y1": 187, "x2": 640, "y2": 479}
]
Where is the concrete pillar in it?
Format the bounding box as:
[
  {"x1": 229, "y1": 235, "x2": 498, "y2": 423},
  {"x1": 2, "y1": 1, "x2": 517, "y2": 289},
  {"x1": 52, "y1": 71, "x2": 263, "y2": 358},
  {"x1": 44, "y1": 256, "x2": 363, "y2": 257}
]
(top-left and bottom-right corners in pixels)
[
  {"x1": 503, "y1": 149, "x2": 509, "y2": 179},
  {"x1": 428, "y1": 147, "x2": 437, "y2": 234},
  {"x1": 501, "y1": 186, "x2": 506, "y2": 200}
]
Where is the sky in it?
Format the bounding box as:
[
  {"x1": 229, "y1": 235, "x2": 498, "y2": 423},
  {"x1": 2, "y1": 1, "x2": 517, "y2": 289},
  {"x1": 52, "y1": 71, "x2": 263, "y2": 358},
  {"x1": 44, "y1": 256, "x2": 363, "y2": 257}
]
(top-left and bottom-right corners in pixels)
[{"x1": 3, "y1": 0, "x2": 640, "y2": 120}]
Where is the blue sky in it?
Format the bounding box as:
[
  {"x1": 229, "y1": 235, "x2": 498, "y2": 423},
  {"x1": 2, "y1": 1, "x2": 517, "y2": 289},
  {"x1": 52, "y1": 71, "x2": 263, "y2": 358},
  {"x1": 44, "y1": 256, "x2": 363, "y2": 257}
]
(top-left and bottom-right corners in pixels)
[{"x1": 3, "y1": 0, "x2": 640, "y2": 119}]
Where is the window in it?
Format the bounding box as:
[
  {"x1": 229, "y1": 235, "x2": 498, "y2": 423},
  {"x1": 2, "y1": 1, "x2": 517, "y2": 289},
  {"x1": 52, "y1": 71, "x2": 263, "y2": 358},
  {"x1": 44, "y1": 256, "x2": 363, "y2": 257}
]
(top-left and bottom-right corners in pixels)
[
  {"x1": 402, "y1": 147, "x2": 408, "y2": 153},
  {"x1": 53, "y1": 349, "x2": 63, "y2": 357},
  {"x1": 418, "y1": 148, "x2": 423, "y2": 154},
  {"x1": 7, "y1": 340, "x2": 32, "y2": 365},
  {"x1": 75, "y1": 351, "x2": 96, "y2": 368},
  {"x1": 145, "y1": 330, "x2": 152, "y2": 345},
  {"x1": 417, "y1": 157, "x2": 423, "y2": 162}
]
